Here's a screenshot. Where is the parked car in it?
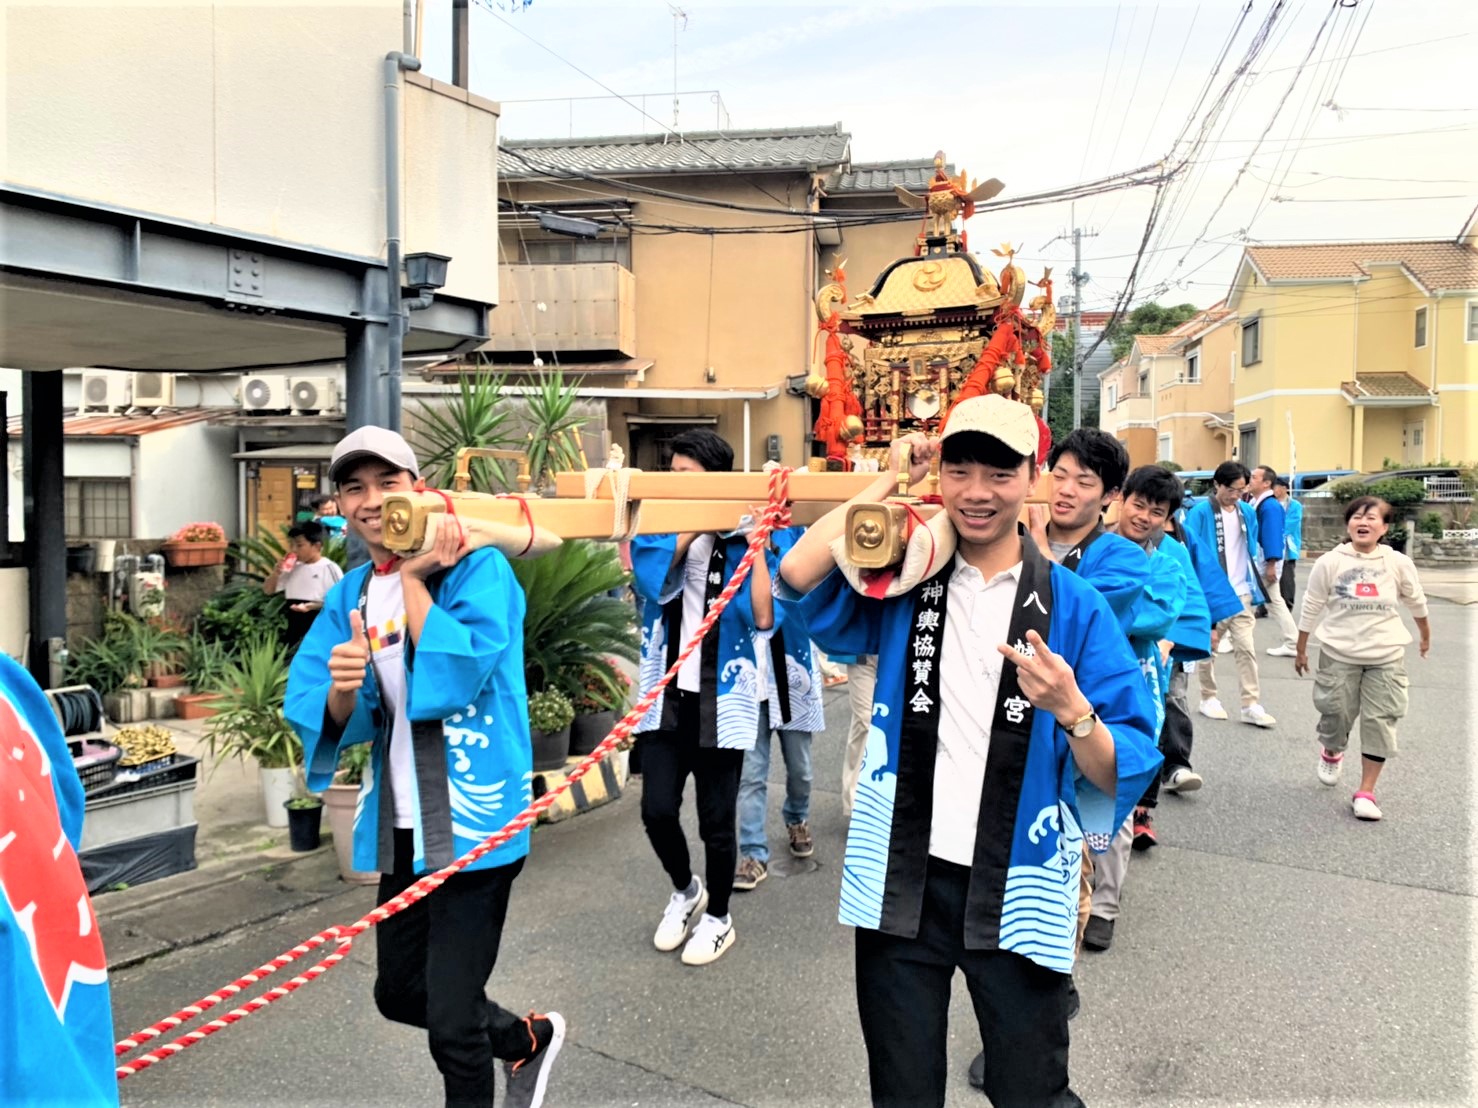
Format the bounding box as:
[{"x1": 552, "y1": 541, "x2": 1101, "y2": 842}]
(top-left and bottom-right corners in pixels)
[
  {"x1": 1290, "y1": 470, "x2": 1357, "y2": 498},
  {"x1": 1356, "y1": 466, "x2": 1472, "y2": 501}
]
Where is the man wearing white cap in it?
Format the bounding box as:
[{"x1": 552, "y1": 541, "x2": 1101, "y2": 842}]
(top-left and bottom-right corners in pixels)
[
  {"x1": 284, "y1": 426, "x2": 564, "y2": 1108},
  {"x1": 778, "y1": 395, "x2": 1160, "y2": 1107}
]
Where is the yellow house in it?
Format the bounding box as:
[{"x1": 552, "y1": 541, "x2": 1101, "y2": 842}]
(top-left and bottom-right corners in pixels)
[
  {"x1": 1225, "y1": 215, "x2": 1478, "y2": 472},
  {"x1": 1098, "y1": 307, "x2": 1237, "y2": 469}
]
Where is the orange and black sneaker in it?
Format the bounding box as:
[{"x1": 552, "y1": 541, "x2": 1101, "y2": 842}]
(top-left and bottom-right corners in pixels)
[
  {"x1": 1131, "y1": 808, "x2": 1157, "y2": 851},
  {"x1": 503, "y1": 1010, "x2": 565, "y2": 1108}
]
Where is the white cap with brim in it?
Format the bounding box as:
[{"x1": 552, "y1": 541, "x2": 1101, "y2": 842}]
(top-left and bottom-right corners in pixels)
[
  {"x1": 329, "y1": 426, "x2": 420, "y2": 485},
  {"x1": 939, "y1": 393, "x2": 1040, "y2": 459}
]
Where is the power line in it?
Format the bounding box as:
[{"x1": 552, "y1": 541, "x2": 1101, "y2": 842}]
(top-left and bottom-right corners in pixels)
[{"x1": 1075, "y1": 3, "x2": 1124, "y2": 181}]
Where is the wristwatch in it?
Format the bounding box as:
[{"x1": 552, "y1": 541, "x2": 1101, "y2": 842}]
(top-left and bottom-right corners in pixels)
[{"x1": 1059, "y1": 710, "x2": 1098, "y2": 739}]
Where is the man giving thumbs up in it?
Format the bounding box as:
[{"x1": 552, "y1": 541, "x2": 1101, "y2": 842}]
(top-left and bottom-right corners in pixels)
[{"x1": 285, "y1": 426, "x2": 565, "y2": 1108}]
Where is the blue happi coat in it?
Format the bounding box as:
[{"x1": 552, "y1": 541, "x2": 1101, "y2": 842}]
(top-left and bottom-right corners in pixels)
[
  {"x1": 1184, "y1": 498, "x2": 1267, "y2": 607},
  {"x1": 791, "y1": 543, "x2": 1160, "y2": 973},
  {"x1": 1069, "y1": 530, "x2": 1148, "y2": 635},
  {"x1": 1, "y1": 655, "x2": 118, "y2": 1106},
  {"x1": 1155, "y1": 533, "x2": 1212, "y2": 664},
  {"x1": 762, "y1": 526, "x2": 825, "y2": 733},
  {"x1": 630, "y1": 532, "x2": 774, "y2": 750},
  {"x1": 286, "y1": 549, "x2": 532, "y2": 875}
]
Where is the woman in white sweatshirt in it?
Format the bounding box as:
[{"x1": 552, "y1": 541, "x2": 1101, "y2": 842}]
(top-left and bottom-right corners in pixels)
[{"x1": 1295, "y1": 496, "x2": 1430, "y2": 821}]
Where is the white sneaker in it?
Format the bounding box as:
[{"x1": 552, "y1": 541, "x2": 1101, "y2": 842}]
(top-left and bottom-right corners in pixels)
[
  {"x1": 1317, "y1": 751, "x2": 1343, "y2": 786},
  {"x1": 654, "y1": 881, "x2": 708, "y2": 952},
  {"x1": 1217, "y1": 636, "x2": 1233, "y2": 655},
  {"x1": 1240, "y1": 704, "x2": 1277, "y2": 728},
  {"x1": 1198, "y1": 697, "x2": 1229, "y2": 721},
  {"x1": 680, "y1": 912, "x2": 735, "y2": 966},
  {"x1": 1163, "y1": 767, "x2": 1203, "y2": 794},
  {"x1": 1351, "y1": 793, "x2": 1383, "y2": 821},
  {"x1": 1266, "y1": 644, "x2": 1298, "y2": 658}
]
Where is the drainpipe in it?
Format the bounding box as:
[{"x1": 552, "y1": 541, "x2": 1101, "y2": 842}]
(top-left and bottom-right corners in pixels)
[
  {"x1": 1429, "y1": 294, "x2": 1440, "y2": 462},
  {"x1": 743, "y1": 399, "x2": 752, "y2": 472},
  {"x1": 384, "y1": 48, "x2": 422, "y2": 432},
  {"x1": 1351, "y1": 278, "x2": 1360, "y2": 469}
]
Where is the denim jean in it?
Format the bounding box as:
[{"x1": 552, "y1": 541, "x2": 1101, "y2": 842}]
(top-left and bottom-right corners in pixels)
[{"x1": 737, "y1": 702, "x2": 813, "y2": 864}]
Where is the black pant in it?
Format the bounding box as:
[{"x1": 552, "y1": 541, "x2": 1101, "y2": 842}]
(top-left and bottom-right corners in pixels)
[
  {"x1": 1280, "y1": 558, "x2": 1298, "y2": 610},
  {"x1": 1140, "y1": 666, "x2": 1197, "y2": 809},
  {"x1": 375, "y1": 830, "x2": 530, "y2": 1108},
  {"x1": 855, "y1": 857, "x2": 1083, "y2": 1108},
  {"x1": 638, "y1": 689, "x2": 745, "y2": 919},
  {"x1": 284, "y1": 605, "x2": 319, "y2": 648}
]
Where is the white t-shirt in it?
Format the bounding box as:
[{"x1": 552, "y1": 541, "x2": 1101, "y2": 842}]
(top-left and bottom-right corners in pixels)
[
  {"x1": 929, "y1": 556, "x2": 1022, "y2": 867},
  {"x1": 676, "y1": 534, "x2": 716, "y2": 694},
  {"x1": 274, "y1": 558, "x2": 343, "y2": 604},
  {"x1": 364, "y1": 572, "x2": 416, "y2": 829},
  {"x1": 1220, "y1": 506, "x2": 1252, "y2": 598}
]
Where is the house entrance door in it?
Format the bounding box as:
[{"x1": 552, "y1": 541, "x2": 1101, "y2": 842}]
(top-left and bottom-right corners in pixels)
[{"x1": 1403, "y1": 419, "x2": 1426, "y2": 465}]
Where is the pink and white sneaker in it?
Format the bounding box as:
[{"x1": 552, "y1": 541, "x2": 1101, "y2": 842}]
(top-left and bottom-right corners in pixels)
[
  {"x1": 1351, "y1": 792, "x2": 1382, "y2": 821},
  {"x1": 1316, "y1": 750, "x2": 1343, "y2": 787}
]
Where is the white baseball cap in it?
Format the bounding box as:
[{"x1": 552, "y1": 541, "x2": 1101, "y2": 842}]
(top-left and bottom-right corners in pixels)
[
  {"x1": 939, "y1": 394, "x2": 1039, "y2": 458},
  {"x1": 329, "y1": 426, "x2": 420, "y2": 485}
]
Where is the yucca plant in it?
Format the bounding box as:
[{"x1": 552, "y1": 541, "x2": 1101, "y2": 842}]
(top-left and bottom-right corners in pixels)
[
  {"x1": 203, "y1": 635, "x2": 304, "y2": 783},
  {"x1": 510, "y1": 540, "x2": 638, "y2": 702},
  {"x1": 521, "y1": 369, "x2": 586, "y2": 492},
  {"x1": 411, "y1": 370, "x2": 521, "y2": 492}
]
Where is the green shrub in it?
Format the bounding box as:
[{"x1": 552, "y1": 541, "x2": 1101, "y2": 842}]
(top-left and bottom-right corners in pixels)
[
  {"x1": 198, "y1": 583, "x2": 287, "y2": 648},
  {"x1": 1156, "y1": 460, "x2": 1184, "y2": 473},
  {"x1": 1418, "y1": 511, "x2": 1446, "y2": 539},
  {"x1": 1329, "y1": 477, "x2": 1427, "y2": 512}
]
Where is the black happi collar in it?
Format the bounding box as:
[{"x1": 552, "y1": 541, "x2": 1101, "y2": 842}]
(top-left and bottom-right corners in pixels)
[
  {"x1": 659, "y1": 536, "x2": 737, "y2": 745},
  {"x1": 880, "y1": 533, "x2": 1054, "y2": 947},
  {"x1": 1058, "y1": 522, "x2": 1104, "y2": 574}
]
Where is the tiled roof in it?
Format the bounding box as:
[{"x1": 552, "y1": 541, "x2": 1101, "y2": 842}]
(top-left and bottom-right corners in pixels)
[
  {"x1": 1340, "y1": 373, "x2": 1434, "y2": 401},
  {"x1": 1245, "y1": 241, "x2": 1478, "y2": 292},
  {"x1": 1133, "y1": 334, "x2": 1183, "y2": 355},
  {"x1": 501, "y1": 124, "x2": 851, "y2": 179},
  {"x1": 5, "y1": 409, "x2": 227, "y2": 437},
  {"x1": 827, "y1": 159, "x2": 951, "y2": 194}
]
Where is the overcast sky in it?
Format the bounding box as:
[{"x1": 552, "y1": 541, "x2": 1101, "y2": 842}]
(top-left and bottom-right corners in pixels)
[{"x1": 421, "y1": 0, "x2": 1477, "y2": 311}]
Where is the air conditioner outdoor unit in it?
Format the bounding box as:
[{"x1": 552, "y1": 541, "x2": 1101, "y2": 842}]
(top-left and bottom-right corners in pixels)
[
  {"x1": 80, "y1": 371, "x2": 128, "y2": 413},
  {"x1": 289, "y1": 377, "x2": 339, "y2": 415},
  {"x1": 131, "y1": 371, "x2": 175, "y2": 407},
  {"x1": 240, "y1": 375, "x2": 290, "y2": 412}
]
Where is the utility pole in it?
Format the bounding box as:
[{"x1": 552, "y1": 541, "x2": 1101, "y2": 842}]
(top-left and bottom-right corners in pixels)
[{"x1": 1041, "y1": 210, "x2": 1096, "y2": 429}]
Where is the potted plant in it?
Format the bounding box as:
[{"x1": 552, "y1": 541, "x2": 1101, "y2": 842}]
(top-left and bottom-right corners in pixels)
[
  {"x1": 323, "y1": 744, "x2": 377, "y2": 883},
  {"x1": 202, "y1": 636, "x2": 305, "y2": 828},
  {"x1": 284, "y1": 788, "x2": 324, "y2": 853},
  {"x1": 162, "y1": 521, "x2": 228, "y2": 568},
  {"x1": 177, "y1": 631, "x2": 232, "y2": 719},
  {"x1": 569, "y1": 661, "x2": 631, "y2": 757},
  {"x1": 69, "y1": 612, "x2": 161, "y2": 722},
  {"x1": 528, "y1": 687, "x2": 574, "y2": 771}
]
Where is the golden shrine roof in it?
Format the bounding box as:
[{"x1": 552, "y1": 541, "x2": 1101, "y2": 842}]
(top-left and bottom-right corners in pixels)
[{"x1": 841, "y1": 252, "x2": 1000, "y2": 321}]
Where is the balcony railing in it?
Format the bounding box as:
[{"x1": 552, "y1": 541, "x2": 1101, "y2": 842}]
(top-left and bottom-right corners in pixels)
[{"x1": 486, "y1": 262, "x2": 636, "y2": 357}]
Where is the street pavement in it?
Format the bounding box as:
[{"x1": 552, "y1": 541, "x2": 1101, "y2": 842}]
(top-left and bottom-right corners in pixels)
[{"x1": 107, "y1": 578, "x2": 1474, "y2": 1107}]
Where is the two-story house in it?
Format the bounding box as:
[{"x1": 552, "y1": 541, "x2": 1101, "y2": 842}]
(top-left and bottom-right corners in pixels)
[
  {"x1": 1225, "y1": 213, "x2": 1478, "y2": 471},
  {"x1": 454, "y1": 128, "x2": 931, "y2": 470}
]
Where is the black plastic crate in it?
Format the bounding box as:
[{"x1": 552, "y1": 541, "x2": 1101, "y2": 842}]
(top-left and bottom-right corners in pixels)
[
  {"x1": 86, "y1": 755, "x2": 199, "y2": 800},
  {"x1": 69, "y1": 739, "x2": 122, "y2": 794}
]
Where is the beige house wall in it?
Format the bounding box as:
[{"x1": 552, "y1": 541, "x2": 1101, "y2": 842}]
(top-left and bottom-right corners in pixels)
[
  {"x1": 3, "y1": 1, "x2": 499, "y2": 305},
  {"x1": 500, "y1": 175, "x2": 922, "y2": 468},
  {"x1": 1157, "y1": 319, "x2": 1236, "y2": 469}
]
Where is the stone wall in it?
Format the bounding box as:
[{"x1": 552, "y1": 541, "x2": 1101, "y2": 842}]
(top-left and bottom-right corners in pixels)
[{"x1": 64, "y1": 538, "x2": 230, "y2": 648}]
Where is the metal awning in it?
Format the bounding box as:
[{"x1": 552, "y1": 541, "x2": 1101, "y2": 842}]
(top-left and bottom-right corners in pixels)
[
  {"x1": 232, "y1": 444, "x2": 337, "y2": 461},
  {"x1": 624, "y1": 413, "x2": 718, "y2": 426}
]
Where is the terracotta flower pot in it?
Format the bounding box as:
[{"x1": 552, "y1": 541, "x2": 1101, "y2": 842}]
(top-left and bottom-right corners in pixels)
[
  {"x1": 175, "y1": 691, "x2": 225, "y2": 720},
  {"x1": 161, "y1": 540, "x2": 227, "y2": 568},
  {"x1": 323, "y1": 783, "x2": 378, "y2": 884}
]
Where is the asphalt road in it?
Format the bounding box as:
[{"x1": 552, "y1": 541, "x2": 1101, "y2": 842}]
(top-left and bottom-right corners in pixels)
[{"x1": 109, "y1": 587, "x2": 1474, "y2": 1108}]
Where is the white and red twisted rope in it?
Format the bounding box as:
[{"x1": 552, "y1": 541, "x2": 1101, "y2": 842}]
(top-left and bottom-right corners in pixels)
[{"x1": 115, "y1": 469, "x2": 794, "y2": 1080}]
